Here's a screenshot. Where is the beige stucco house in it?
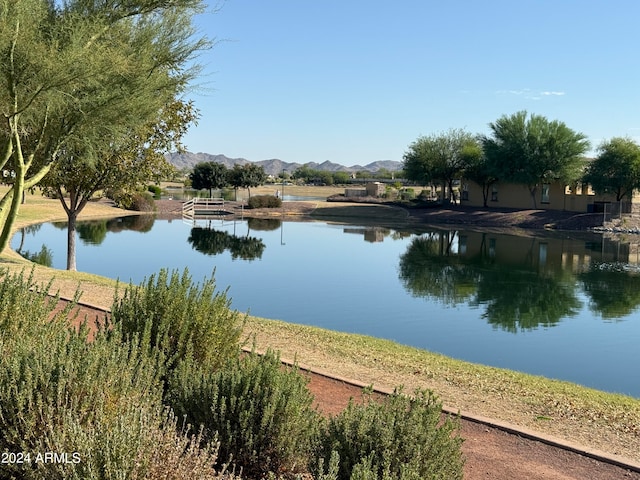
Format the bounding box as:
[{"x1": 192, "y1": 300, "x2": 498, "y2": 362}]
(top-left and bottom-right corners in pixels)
[{"x1": 460, "y1": 180, "x2": 640, "y2": 213}]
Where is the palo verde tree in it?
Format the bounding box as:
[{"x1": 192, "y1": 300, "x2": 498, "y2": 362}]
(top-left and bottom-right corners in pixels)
[
  {"x1": 40, "y1": 101, "x2": 197, "y2": 271},
  {"x1": 482, "y1": 111, "x2": 590, "y2": 208},
  {"x1": 583, "y1": 137, "x2": 640, "y2": 201},
  {"x1": 190, "y1": 162, "x2": 228, "y2": 197},
  {"x1": 0, "y1": 0, "x2": 206, "y2": 253},
  {"x1": 403, "y1": 128, "x2": 480, "y2": 204}
]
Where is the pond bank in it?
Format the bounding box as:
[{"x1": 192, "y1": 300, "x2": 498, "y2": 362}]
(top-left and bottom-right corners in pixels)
[
  {"x1": 157, "y1": 198, "x2": 607, "y2": 232},
  {"x1": 3, "y1": 193, "x2": 640, "y2": 466}
]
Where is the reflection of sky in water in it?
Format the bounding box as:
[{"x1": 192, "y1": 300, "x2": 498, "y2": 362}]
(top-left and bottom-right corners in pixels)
[{"x1": 12, "y1": 218, "x2": 640, "y2": 398}]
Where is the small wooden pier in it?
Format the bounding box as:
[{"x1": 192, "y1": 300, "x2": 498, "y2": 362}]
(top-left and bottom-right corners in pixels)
[{"x1": 182, "y1": 198, "x2": 232, "y2": 220}]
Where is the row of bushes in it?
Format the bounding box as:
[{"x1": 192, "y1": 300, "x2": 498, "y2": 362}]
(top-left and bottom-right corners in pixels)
[{"x1": 0, "y1": 268, "x2": 463, "y2": 479}]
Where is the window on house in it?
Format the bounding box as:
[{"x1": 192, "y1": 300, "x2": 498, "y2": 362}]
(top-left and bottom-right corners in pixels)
[
  {"x1": 541, "y1": 184, "x2": 550, "y2": 204},
  {"x1": 491, "y1": 186, "x2": 498, "y2": 202},
  {"x1": 461, "y1": 183, "x2": 469, "y2": 201}
]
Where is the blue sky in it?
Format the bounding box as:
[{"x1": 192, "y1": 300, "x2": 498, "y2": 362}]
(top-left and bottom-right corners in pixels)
[{"x1": 183, "y1": 1, "x2": 640, "y2": 166}]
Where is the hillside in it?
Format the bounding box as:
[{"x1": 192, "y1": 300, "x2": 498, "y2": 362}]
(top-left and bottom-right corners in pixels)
[{"x1": 165, "y1": 152, "x2": 402, "y2": 176}]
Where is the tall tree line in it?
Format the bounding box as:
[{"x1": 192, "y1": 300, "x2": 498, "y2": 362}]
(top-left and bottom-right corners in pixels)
[{"x1": 403, "y1": 111, "x2": 640, "y2": 208}]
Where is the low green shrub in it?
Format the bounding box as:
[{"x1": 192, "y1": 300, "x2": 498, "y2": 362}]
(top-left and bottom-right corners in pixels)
[
  {"x1": 316, "y1": 388, "x2": 464, "y2": 480},
  {"x1": 0, "y1": 270, "x2": 164, "y2": 479},
  {"x1": 110, "y1": 268, "x2": 245, "y2": 373},
  {"x1": 0, "y1": 269, "x2": 241, "y2": 480},
  {"x1": 148, "y1": 184, "x2": 162, "y2": 198},
  {"x1": 130, "y1": 191, "x2": 156, "y2": 211},
  {"x1": 418, "y1": 189, "x2": 432, "y2": 200},
  {"x1": 400, "y1": 188, "x2": 415, "y2": 201},
  {"x1": 166, "y1": 349, "x2": 322, "y2": 478},
  {"x1": 139, "y1": 411, "x2": 242, "y2": 480},
  {"x1": 0, "y1": 268, "x2": 72, "y2": 339},
  {"x1": 247, "y1": 195, "x2": 282, "y2": 209},
  {"x1": 107, "y1": 189, "x2": 156, "y2": 211}
]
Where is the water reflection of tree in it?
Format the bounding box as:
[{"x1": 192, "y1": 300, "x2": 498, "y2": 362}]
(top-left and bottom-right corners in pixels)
[
  {"x1": 472, "y1": 267, "x2": 581, "y2": 332},
  {"x1": 187, "y1": 226, "x2": 265, "y2": 261},
  {"x1": 579, "y1": 263, "x2": 640, "y2": 319},
  {"x1": 75, "y1": 216, "x2": 156, "y2": 245},
  {"x1": 246, "y1": 218, "x2": 281, "y2": 231},
  {"x1": 20, "y1": 245, "x2": 53, "y2": 267},
  {"x1": 106, "y1": 215, "x2": 155, "y2": 233},
  {"x1": 399, "y1": 233, "x2": 481, "y2": 305},
  {"x1": 399, "y1": 232, "x2": 582, "y2": 332},
  {"x1": 77, "y1": 221, "x2": 108, "y2": 245},
  {"x1": 15, "y1": 224, "x2": 43, "y2": 252}
]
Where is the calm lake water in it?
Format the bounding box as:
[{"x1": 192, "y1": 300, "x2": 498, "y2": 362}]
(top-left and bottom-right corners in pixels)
[{"x1": 12, "y1": 215, "x2": 640, "y2": 398}]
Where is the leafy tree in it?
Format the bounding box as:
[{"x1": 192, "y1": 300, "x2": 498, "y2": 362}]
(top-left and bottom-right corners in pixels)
[
  {"x1": 403, "y1": 128, "x2": 479, "y2": 203},
  {"x1": 190, "y1": 162, "x2": 228, "y2": 197},
  {"x1": 463, "y1": 147, "x2": 497, "y2": 207},
  {"x1": 583, "y1": 137, "x2": 640, "y2": 201},
  {"x1": 0, "y1": 0, "x2": 206, "y2": 253},
  {"x1": 354, "y1": 170, "x2": 370, "y2": 180},
  {"x1": 242, "y1": 163, "x2": 267, "y2": 197},
  {"x1": 292, "y1": 164, "x2": 315, "y2": 182},
  {"x1": 228, "y1": 164, "x2": 245, "y2": 200},
  {"x1": 332, "y1": 171, "x2": 351, "y2": 184},
  {"x1": 482, "y1": 111, "x2": 590, "y2": 208},
  {"x1": 228, "y1": 163, "x2": 267, "y2": 199},
  {"x1": 291, "y1": 164, "x2": 334, "y2": 185},
  {"x1": 40, "y1": 101, "x2": 196, "y2": 270},
  {"x1": 318, "y1": 171, "x2": 334, "y2": 186}
]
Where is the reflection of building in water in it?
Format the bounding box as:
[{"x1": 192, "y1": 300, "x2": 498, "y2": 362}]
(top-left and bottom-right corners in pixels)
[
  {"x1": 455, "y1": 231, "x2": 640, "y2": 272},
  {"x1": 343, "y1": 227, "x2": 390, "y2": 243}
]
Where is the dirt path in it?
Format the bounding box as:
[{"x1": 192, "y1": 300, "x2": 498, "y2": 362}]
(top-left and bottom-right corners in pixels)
[{"x1": 60, "y1": 300, "x2": 640, "y2": 480}]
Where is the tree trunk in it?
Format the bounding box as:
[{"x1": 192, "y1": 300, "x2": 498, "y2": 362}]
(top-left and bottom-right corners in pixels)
[
  {"x1": 482, "y1": 184, "x2": 490, "y2": 208},
  {"x1": 529, "y1": 185, "x2": 538, "y2": 209},
  {"x1": 0, "y1": 174, "x2": 25, "y2": 253},
  {"x1": 67, "y1": 212, "x2": 78, "y2": 271}
]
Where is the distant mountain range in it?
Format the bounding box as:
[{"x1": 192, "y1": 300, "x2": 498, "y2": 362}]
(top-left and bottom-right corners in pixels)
[{"x1": 165, "y1": 152, "x2": 402, "y2": 176}]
